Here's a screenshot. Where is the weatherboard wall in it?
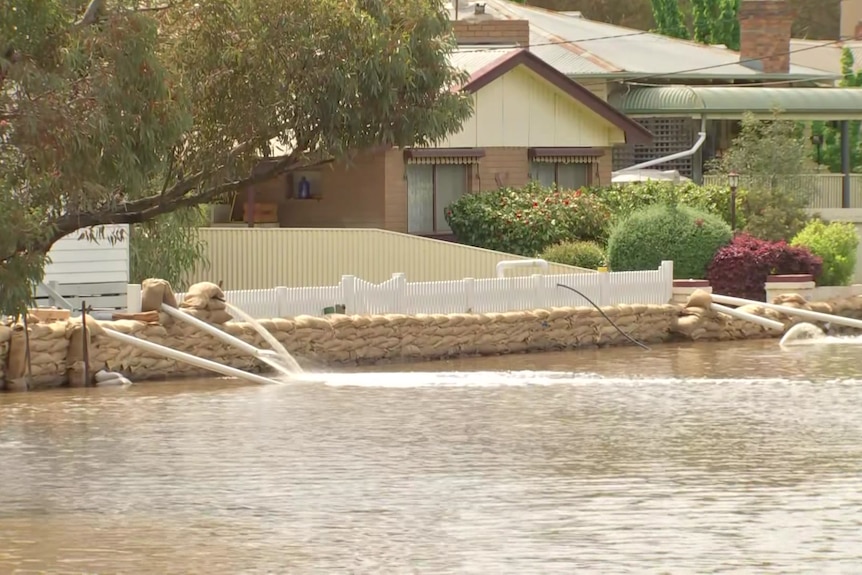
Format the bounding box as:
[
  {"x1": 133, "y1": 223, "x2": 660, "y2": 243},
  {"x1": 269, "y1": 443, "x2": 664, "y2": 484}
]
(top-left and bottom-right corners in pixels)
[{"x1": 442, "y1": 65, "x2": 623, "y2": 148}]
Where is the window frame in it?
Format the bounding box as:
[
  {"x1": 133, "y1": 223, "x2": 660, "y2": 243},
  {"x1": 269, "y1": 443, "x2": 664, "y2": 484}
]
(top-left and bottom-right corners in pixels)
[
  {"x1": 403, "y1": 148, "x2": 484, "y2": 236},
  {"x1": 529, "y1": 160, "x2": 592, "y2": 189}
]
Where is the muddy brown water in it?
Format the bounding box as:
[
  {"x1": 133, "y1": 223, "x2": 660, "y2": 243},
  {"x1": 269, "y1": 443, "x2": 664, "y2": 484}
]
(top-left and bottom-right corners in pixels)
[{"x1": 2, "y1": 339, "x2": 862, "y2": 574}]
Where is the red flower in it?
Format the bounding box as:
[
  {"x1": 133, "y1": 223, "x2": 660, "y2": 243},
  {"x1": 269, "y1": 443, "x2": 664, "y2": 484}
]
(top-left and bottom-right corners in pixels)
[
  {"x1": 532, "y1": 201, "x2": 538, "y2": 207},
  {"x1": 694, "y1": 218, "x2": 704, "y2": 227}
]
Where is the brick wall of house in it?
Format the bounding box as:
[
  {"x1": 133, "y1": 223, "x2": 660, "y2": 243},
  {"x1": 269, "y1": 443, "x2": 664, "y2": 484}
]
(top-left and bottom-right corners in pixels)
[
  {"x1": 739, "y1": 0, "x2": 794, "y2": 74},
  {"x1": 452, "y1": 19, "x2": 530, "y2": 47},
  {"x1": 474, "y1": 147, "x2": 531, "y2": 191},
  {"x1": 241, "y1": 149, "x2": 387, "y2": 228}
]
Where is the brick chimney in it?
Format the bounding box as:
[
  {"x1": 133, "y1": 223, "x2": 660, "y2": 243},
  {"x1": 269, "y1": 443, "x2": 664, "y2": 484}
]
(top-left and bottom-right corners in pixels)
[
  {"x1": 738, "y1": 0, "x2": 795, "y2": 74},
  {"x1": 452, "y1": 18, "x2": 530, "y2": 47},
  {"x1": 856, "y1": 19, "x2": 862, "y2": 40}
]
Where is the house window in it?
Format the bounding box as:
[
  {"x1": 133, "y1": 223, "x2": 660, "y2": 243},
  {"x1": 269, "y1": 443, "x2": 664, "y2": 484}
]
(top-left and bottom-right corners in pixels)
[
  {"x1": 529, "y1": 161, "x2": 590, "y2": 189},
  {"x1": 403, "y1": 148, "x2": 484, "y2": 235},
  {"x1": 406, "y1": 163, "x2": 469, "y2": 234}
]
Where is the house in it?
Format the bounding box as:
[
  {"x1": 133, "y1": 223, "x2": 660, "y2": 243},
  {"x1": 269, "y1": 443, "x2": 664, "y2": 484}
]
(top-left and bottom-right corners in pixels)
[
  {"x1": 465, "y1": 0, "x2": 862, "y2": 184},
  {"x1": 240, "y1": 36, "x2": 651, "y2": 236}
]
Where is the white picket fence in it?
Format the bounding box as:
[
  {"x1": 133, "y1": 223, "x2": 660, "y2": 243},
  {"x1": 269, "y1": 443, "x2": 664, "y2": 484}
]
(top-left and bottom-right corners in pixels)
[{"x1": 175, "y1": 261, "x2": 674, "y2": 319}]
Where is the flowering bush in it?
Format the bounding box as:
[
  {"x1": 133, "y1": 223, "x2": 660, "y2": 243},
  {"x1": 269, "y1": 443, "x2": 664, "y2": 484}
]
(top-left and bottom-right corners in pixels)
[
  {"x1": 607, "y1": 204, "x2": 732, "y2": 279},
  {"x1": 791, "y1": 219, "x2": 859, "y2": 286},
  {"x1": 540, "y1": 240, "x2": 606, "y2": 270},
  {"x1": 583, "y1": 181, "x2": 748, "y2": 229},
  {"x1": 706, "y1": 234, "x2": 823, "y2": 301},
  {"x1": 444, "y1": 181, "x2": 610, "y2": 256}
]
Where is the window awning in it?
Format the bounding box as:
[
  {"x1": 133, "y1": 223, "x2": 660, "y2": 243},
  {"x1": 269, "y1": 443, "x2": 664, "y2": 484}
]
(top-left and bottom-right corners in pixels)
[
  {"x1": 609, "y1": 86, "x2": 862, "y2": 120},
  {"x1": 529, "y1": 147, "x2": 604, "y2": 164},
  {"x1": 404, "y1": 148, "x2": 485, "y2": 165}
]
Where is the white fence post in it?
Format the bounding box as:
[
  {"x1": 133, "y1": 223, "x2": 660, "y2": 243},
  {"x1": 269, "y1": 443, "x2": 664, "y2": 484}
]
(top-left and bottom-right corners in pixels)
[
  {"x1": 391, "y1": 273, "x2": 407, "y2": 314},
  {"x1": 531, "y1": 274, "x2": 544, "y2": 309},
  {"x1": 598, "y1": 271, "x2": 611, "y2": 307},
  {"x1": 464, "y1": 278, "x2": 475, "y2": 313},
  {"x1": 126, "y1": 283, "x2": 142, "y2": 313},
  {"x1": 341, "y1": 275, "x2": 358, "y2": 314},
  {"x1": 275, "y1": 286, "x2": 289, "y2": 318},
  {"x1": 660, "y1": 260, "x2": 674, "y2": 303}
]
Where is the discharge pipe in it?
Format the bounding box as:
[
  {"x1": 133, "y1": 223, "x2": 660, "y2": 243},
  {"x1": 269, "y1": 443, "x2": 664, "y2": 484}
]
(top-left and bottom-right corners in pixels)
[
  {"x1": 496, "y1": 259, "x2": 550, "y2": 278},
  {"x1": 100, "y1": 326, "x2": 282, "y2": 386},
  {"x1": 711, "y1": 293, "x2": 862, "y2": 331},
  {"x1": 615, "y1": 131, "x2": 707, "y2": 173}
]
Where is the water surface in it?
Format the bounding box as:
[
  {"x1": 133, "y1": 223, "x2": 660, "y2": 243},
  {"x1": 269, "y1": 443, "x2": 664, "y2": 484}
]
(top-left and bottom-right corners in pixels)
[{"x1": 2, "y1": 339, "x2": 862, "y2": 574}]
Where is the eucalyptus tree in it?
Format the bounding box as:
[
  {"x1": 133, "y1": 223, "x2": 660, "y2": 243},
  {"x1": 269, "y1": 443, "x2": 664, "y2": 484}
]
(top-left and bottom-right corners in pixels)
[{"x1": 0, "y1": 0, "x2": 472, "y2": 313}]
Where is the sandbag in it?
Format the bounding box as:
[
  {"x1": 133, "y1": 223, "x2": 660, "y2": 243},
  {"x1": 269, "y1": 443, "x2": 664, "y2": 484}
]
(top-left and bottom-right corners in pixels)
[
  {"x1": 186, "y1": 282, "x2": 225, "y2": 301},
  {"x1": 141, "y1": 278, "x2": 178, "y2": 312}
]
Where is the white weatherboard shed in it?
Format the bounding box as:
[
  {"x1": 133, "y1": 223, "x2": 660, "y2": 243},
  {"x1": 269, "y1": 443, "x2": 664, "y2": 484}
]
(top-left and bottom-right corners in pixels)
[{"x1": 39, "y1": 224, "x2": 130, "y2": 312}]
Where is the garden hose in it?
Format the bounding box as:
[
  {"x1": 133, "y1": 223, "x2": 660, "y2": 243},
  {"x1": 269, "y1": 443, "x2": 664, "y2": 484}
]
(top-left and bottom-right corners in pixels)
[{"x1": 556, "y1": 283, "x2": 651, "y2": 351}]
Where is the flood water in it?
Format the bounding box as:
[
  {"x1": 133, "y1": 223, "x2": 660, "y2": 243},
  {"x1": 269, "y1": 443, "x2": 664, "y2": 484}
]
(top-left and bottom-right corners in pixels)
[{"x1": 2, "y1": 338, "x2": 862, "y2": 574}]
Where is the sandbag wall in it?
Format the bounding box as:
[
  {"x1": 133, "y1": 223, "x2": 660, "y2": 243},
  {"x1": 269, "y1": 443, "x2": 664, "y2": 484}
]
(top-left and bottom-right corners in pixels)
[
  {"x1": 0, "y1": 323, "x2": 11, "y2": 384},
  {"x1": 6, "y1": 278, "x2": 862, "y2": 390}
]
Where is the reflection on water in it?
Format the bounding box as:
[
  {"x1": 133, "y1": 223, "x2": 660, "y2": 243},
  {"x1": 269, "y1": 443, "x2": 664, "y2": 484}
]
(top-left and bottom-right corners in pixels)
[{"x1": 2, "y1": 339, "x2": 862, "y2": 573}]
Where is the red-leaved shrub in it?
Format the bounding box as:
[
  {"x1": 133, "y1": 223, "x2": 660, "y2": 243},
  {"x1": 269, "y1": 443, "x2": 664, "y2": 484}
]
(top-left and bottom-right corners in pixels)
[{"x1": 706, "y1": 234, "x2": 823, "y2": 301}]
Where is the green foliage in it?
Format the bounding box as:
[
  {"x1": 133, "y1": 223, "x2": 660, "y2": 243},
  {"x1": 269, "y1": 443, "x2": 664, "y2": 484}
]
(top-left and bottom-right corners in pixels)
[
  {"x1": 708, "y1": 112, "x2": 814, "y2": 241},
  {"x1": 650, "y1": 0, "x2": 739, "y2": 48},
  {"x1": 811, "y1": 49, "x2": 862, "y2": 172},
  {"x1": 791, "y1": 219, "x2": 859, "y2": 286},
  {"x1": 651, "y1": 0, "x2": 689, "y2": 39},
  {"x1": 130, "y1": 207, "x2": 210, "y2": 291},
  {"x1": 607, "y1": 204, "x2": 732, "y2": 279},
  {"x1": 540, "y1": 240, "x2": 606, "y2": 270},
  {"x1": 584, "y1": 180, "x2": 747, "y2": 229},
  {"x1": 0, "y1": 0, "x2": 472, "y2": 314},
  {"x1": 445, "y1": 182, "x2": 610, "y2": 257}
]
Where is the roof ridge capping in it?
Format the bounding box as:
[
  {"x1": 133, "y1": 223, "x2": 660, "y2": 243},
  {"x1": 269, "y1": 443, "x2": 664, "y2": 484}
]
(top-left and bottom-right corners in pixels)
[{"x1": 459, "y1": 48, "x2": 652, "y2": 145}]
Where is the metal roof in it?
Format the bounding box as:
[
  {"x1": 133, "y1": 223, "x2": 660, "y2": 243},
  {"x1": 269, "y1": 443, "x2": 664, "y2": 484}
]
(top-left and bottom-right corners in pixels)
[
  {"x1": 609, "y1": 85, "x2": 862, "y2": 119},
  {"x1": 449, "y1": 46, "x2": 517, "y2": 74},
  {"x1": 476, "y1": 0, "x2": 838, "y2": 81}
]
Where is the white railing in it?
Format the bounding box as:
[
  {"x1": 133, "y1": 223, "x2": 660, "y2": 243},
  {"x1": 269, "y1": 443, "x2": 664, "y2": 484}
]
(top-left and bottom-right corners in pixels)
[
  {"x1": 702, "y1": 174, "x2": 862, "y2": 209},
  {"x1": 174, "y1": 261, "x2": 674, "y2": 319}
]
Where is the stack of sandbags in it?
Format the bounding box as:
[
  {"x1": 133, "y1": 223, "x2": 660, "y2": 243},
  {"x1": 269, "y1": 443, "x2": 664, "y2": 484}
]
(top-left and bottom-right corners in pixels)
[
  {"x1": 6, "y1": 317, "x2": 69, "y2": 389},
  {"x1": 0, "y1": 321, "x2": 11, "y2": 386},
  {"x1": 88, "y1": 318, "x2": 179, "y2": 378},
  {"x1": 178, "y1": 282, "x2": 233, "y2": 324}
]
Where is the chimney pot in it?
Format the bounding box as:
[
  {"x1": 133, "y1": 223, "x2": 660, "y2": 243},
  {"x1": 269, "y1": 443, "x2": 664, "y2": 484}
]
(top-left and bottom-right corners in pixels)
[
  {"x1": 474, "y1": 3, "x2": 486, "y2": 15},
  {"x1": 856, "y1": 19, "x2": 862, "y2": 40}
]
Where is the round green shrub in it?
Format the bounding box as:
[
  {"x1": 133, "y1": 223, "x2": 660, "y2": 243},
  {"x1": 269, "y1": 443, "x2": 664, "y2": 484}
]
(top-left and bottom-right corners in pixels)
[
  {"x1": 607, "y1": 204, "x2": 733, "y2": 279},
  {"x1": 791, "y1": 219, "x2": 859, "y2": 286},
  {"x1": 445, "y1": 181, "x2": 610, "y2": 256},
  {"x1": 540, "y1": 240, "x2": 605, "y2": 270}
]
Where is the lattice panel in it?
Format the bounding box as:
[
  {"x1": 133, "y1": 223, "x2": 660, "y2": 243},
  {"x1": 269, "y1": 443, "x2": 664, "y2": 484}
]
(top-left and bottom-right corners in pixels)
[{"x1": 613, "y1": 117, "x2": 697, "y2": 178}]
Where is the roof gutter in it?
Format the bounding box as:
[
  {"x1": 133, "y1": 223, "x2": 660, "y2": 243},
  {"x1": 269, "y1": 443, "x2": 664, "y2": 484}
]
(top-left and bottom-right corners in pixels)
[{"x1": 615, "y1": 131, "x2": 707, "y2": 173}]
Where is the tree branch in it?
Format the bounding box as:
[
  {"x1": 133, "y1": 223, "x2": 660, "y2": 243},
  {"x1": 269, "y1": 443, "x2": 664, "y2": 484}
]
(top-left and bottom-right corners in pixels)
[{"x1": 35, "y1": 155, "x2": 333, "y2": 254}]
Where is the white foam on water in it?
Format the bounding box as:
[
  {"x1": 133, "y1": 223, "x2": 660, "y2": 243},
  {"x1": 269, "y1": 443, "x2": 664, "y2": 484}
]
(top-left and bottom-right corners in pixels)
[{"x1": 280, "y1": 370, "x2": 799, "y2": 389}]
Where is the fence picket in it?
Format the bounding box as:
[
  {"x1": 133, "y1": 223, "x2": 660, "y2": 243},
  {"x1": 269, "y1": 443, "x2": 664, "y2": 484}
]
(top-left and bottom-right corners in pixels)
[{"x1": 174, "y1": 261, "x2": 675, "y2": 319}]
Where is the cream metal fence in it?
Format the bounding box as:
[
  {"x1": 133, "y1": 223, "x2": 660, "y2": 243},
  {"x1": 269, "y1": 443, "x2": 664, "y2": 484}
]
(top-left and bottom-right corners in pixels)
[
  {"x1": 192, "y1": 227, "x2": 596, "y2": 290},
  {"x1": 702, "y1": 174, "x2": 862, "y2": 209},
  {"x1": 177, "y1": 262, "x2": 674, "y2": 319}
]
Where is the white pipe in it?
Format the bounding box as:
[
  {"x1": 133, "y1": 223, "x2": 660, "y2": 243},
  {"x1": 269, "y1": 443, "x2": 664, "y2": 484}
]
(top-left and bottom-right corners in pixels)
[
  {"x1": 711, "y1": 293, "x2": 862, "y2": 331},
  {"x1": 160, "y1": 303, "x2": 298, "y2": 377},
  {"x1": 616, "y1": 131, "x2": 707, "y2": 173},
  {"x1": 100, "y1": 327, "x2": 282, "y2": 386},
  {"x1": 711, "y1": 303, "x2": 785, "y2": 331},
  {"x1": 161, "y1": 304, "x2": 262, "y2": 357},
  {"x1": 496, "y1": 259, "x2": 550, "y2": 278},
  {"x1": 224, "y1": 302, "x2": 302, "y2": 373}
]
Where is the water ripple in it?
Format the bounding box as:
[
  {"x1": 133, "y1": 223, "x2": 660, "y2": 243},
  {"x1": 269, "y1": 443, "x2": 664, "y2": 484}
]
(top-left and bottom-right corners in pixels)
[{"x1": 1, "y1": 340, "x2": 862, "y2": 573}]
